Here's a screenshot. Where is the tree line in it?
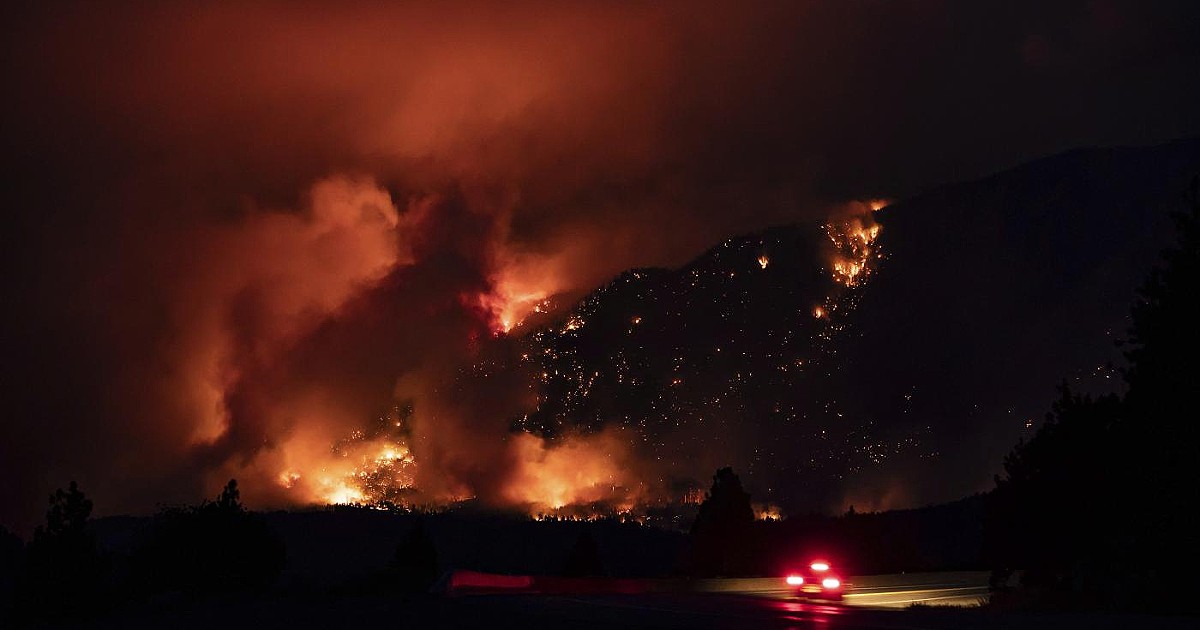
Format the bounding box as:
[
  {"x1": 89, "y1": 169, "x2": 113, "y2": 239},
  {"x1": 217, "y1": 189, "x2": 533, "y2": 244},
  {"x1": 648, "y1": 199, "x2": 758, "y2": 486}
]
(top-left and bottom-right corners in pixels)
[{"x1": 984, "y1": 179, "x2": 1200, "y2": 612}]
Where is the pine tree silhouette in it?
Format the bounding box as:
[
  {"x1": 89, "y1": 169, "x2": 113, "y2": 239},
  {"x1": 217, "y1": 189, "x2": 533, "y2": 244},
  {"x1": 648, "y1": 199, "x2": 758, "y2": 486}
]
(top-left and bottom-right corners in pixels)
[
  {"x1": 16, "y1": 482, "x2": 106, "y2": 621},
  {"x1": 563, "y1": 529, "x2": 603, "y2": 577},
  {"x1": 390, "y1": 519, "x2": 438, "y2": 593},
  {"x1": 688, "y1": 467, "x2": 756, "y2": 576}
]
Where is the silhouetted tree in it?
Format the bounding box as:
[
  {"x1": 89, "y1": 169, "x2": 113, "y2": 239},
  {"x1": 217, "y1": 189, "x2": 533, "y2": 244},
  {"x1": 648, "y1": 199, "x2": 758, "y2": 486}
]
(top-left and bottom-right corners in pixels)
[
  {"x1": 0, "y1": 525, "x2": 24, "y2": 623},
  {"x1": 987, "y1": 178, "x2": 1200, "y2": 611},
  {"x1": 389, "y1": 519, "x2": 438, "y2": 593},
  {"x1": 132, "y1": 479, "x2": 285, "y2": 595},
  {"x1": 985, "y1": 385, "x2": 1121, "y2": 602},
  {"x1": 15, "y1": 482, "x2": 107, "y2": 621},
  {"x1": 1114, "y1": 177, "x2": 1200, "y2": 607},
  {"x1": 687, "y1": 467, "x2": 756, "y2": 576},
  {"x1": 563, "y1": 529, "x2": 603, "y2": 577}
]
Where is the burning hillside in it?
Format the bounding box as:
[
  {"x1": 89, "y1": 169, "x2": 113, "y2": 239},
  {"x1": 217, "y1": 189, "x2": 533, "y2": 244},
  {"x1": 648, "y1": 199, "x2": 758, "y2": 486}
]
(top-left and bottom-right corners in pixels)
[{"x1": 263, "y1": 202, "x2": 891, "y2": 519}]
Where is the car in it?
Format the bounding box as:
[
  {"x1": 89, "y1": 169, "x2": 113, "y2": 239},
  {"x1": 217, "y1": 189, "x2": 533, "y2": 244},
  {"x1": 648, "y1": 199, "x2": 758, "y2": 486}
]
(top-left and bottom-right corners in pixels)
[{"x1": 783, "y1": 559, "x2": 844, "y2": 601}]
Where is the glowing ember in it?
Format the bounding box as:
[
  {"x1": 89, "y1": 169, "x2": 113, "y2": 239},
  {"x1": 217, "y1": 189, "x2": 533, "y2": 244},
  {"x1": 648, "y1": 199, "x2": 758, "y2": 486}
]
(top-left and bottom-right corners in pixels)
[{"x1": 757, "y1": 255, "x2": 770, "y2": 269}]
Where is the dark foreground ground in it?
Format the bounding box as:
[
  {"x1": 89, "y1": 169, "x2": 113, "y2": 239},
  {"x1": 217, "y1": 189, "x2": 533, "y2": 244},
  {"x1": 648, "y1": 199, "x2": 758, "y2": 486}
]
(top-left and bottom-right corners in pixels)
[{"x1": 47, "y1": 573, "x2": 1197, "y2": 630}]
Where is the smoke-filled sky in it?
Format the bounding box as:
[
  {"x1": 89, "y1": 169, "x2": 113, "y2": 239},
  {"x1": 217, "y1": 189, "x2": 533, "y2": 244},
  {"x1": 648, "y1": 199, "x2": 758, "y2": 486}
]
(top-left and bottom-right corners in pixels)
[{"x1": 2, "y1": 1, "x2": 1199, "y2": 531}]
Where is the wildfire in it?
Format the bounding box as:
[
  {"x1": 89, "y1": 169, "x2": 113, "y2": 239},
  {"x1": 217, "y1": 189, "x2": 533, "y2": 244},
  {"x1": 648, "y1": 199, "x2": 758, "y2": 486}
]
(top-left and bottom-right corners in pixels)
[
  {"x1": 479, "y1": 289, "x2": 551, "y2": 333},
  {"x1": 478, "y1": 248, "x2": 572, "y2": 334},
  {"x1": 278, "y1": 470, "x2": 301, "y2": 489},
  {"x1": 324, "y1": 482, "x2": 365, "y2": 505},
  {"x1": 274, "y1": 422, "x2": 420, "y2": 507},
  {"x1": 824, "y1": 213, "x2": 882, "y2": 288},
  {"x1": 502, "y1": 430, "x2": 642, "y2": 512},
  {"x1": 754, "y1": 502, "x2": 784, "y2": 521},
  {"x1": 263, "y1": 200, "x2": 889, "y2": 520},
  {"x1": 273, "y1": 415, "x2": 657, "y2": 518}
]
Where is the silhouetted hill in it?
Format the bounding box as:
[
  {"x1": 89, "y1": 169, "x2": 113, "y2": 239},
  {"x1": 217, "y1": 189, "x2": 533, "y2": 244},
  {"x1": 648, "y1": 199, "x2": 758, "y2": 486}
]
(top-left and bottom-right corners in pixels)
[
  {"x1": 840, "y1": 138, "x2": 1200, "y2": 506},
  {"x1": 517, "y1": 138, "x2": 1200, "y2": 514}
]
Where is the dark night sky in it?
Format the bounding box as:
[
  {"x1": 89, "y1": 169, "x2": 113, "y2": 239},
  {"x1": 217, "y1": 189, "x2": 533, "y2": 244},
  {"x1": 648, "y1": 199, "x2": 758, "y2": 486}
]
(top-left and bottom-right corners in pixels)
[{"x1": 2, "y1": 1, "x2": 1200, "y2": 532}]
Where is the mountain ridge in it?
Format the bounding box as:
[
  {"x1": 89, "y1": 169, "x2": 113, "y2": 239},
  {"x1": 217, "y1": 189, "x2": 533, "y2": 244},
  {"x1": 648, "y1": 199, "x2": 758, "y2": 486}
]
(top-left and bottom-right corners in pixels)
[{"x1": 514, "y1": 138, "x2": 1200, "y2": 514}]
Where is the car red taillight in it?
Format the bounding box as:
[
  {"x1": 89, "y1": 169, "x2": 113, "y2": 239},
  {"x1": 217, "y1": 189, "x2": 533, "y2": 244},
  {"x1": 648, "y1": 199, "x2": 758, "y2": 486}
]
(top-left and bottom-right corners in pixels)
[
  {"x1": 821, "y1": 577, "x2": 841, "y2": 589},
  {"x1": 785, "y1": 575, "x2": 804, "y2": 586}
]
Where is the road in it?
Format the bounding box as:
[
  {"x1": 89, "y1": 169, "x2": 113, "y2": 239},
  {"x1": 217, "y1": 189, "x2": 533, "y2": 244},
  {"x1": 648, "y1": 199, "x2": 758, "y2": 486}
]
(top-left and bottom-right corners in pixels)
[
  {"x1": 416, "y1": 572, "x2": 1192, "y2": 629},
  {"x1": 423, "y1": 590, "x2": 1194, "y2": 629},
  {"x1": 76, "y1": 572, "x2": 1196, "y2": 629},
  {"x1": 677, "y1": 571, "x2": 993, "y2": 608},
  {"x1": 843, "y1": 572, "x2": 991, "y2": 608}
]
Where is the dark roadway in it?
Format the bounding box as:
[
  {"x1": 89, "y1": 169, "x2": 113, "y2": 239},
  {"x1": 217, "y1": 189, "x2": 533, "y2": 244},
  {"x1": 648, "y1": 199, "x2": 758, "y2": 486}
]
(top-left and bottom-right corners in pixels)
[{"x1": 73, "y1": 573, "x2": 1197, "y2": 630}]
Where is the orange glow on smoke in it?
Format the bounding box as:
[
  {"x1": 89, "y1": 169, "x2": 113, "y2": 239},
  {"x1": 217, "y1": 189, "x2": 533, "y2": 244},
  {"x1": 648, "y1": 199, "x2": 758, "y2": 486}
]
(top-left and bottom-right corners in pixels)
[
  {"x1": 502, "y1": 430, "x2": 642, "y2": 513},
  {"x1": 182, "y1": 177, "x2": 404, "y2": 446},
  {"x1": 478, "y1": 249, "x2": 572, "y2": 333},
  {"x1": 479, "y1": 287, "x2": 552, "y2": 333}
]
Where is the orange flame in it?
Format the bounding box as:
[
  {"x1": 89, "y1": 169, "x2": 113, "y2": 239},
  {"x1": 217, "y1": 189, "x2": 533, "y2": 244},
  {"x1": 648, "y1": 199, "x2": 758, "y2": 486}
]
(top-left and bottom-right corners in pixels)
[
  {"x1": 825, "y1": 211, "x2": 882, "y2": 288},
  {"x1": 754, "y1": 502, "x2": 784, "y2": 521}
]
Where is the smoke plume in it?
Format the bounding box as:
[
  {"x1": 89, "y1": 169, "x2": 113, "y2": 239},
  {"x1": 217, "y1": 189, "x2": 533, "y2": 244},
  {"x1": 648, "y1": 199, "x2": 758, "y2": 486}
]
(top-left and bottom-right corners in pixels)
[{"x1": 3, "y1": 1, "x2": 1199, "y2": 529}]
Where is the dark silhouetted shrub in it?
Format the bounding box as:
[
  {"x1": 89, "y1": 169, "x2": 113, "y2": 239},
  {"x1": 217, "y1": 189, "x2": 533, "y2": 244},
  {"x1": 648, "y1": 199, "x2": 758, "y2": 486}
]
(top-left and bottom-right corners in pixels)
[
  {"x1": 132, "y1": 479, "x2": 285, "y2": 595},
  {"x1": 563, "y1": 529, "x2": 603, "y2": 577},
  {"x1": 388, "y1": 518, "x2": 438, "y2": 593}
]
